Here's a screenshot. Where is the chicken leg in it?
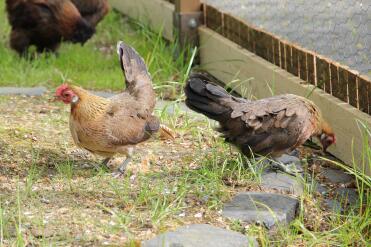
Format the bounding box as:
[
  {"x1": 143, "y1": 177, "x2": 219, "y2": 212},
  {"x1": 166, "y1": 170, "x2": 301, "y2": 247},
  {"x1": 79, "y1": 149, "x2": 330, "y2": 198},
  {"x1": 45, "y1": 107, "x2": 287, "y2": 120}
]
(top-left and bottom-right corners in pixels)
[
  {"x1": 101, "y1": 157, "x2": 111, "y2": 169},
  {"x1": 111, "y1": 146, "x2": 135, "y2": 177},
  {"x1": 112, "y1": 156, "x2": 132, "y2": 178},
  {"x1": 269, "y1": 159, "x2": 303, "y2": 176},
  {"x1": 255, "y1": 156, "x2": 302, "y2": 175},
  {"x1": 118, "y1": 156, "x2": 132, "y2": 173}
]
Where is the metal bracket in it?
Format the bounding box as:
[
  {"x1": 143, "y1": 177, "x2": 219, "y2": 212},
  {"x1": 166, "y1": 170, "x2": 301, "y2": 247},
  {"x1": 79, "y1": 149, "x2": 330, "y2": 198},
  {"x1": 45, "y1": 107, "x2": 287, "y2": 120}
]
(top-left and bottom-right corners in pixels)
[{"x1": 174, "y1": 11, "x2": 203, "y2": 48}]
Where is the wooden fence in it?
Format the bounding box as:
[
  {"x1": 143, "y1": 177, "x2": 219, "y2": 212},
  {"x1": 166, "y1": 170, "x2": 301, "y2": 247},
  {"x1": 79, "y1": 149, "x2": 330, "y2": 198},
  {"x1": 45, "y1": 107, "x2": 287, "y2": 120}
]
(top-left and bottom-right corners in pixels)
[
  {"x1": 204, "y1": 4, "x2": 370, "y2": 115},
  {"x1": 109, "y1": 0, "x2": 370, "y2": 174}
]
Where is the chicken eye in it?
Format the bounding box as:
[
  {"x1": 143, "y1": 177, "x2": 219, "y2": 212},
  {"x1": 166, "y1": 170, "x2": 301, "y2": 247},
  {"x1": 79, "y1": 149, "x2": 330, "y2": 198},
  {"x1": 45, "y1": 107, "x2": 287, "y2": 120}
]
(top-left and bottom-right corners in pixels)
[{"x1": 326, "y1": 137, "x2": 334, "y2": 145}]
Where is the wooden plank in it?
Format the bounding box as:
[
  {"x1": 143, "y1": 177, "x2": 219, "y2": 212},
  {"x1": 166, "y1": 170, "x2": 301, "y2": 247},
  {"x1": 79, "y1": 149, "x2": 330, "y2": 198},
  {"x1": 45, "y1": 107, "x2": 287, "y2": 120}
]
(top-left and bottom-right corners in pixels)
[
  {"x1": 291, "y1": 46, "x2": 299, "y2": 77},
  {"x1": 307, "y1": 52, "x2": 315, "y2": 85},
  {"x1": 338, "y1": 66, "x2": 349, "y2": 103},
  {"x1": 205, "y1": 4, "x2": 223, "y2": 35},
  {"x1": 280, "y1": 41, "x2": 286, "y2": 70},
  {"x1": 298, "y1": 48, "x2": 307, "y2": 82},
  {"x1": 247, "y1": 26, "x2": 255, "y2": 53},
  {"x1": 236, "y1": 19, "x2": 245, "y2": 47},
  {"x1": 174, "y1": 0, "x2": 203, "y2": 48},
  {"x1": 239, "y1": 22, "x2": 250, "y2": 51},
  {"x1": 255, "y1": 30, "x2": 265, "y2": 60},
  {"x1": 348, "y1": 70, "x2": 358, "y2": 108},
  {"x1": 175, "y1": 0, "x2": 200, "y2": 12},
  {"x1": 248, "y1": 27, "x2": 258, "y2": 53},
  {"x1": 272, "y1": 36, "x2": 280, "y2": 67},
  {"x1": 316, "y1": 56, "x2": 330, "y2": 92},
  {"x1": 331, "y1": 63, "x2": 347, "y2": 102},
  {"x1": 109, "y1": 0, "x2": 174, "y2": 41},
  {"x1": 258, "y1": 31, "x2": 271, "y2": 62},
  {"x1": 358, "y1": 76, "x2": 370, "y2": 114},
  {"x1": 223, "y1": 14, "x2": 240, "y2": 45},
  {"x1": 266, "y1": 34, "x2": 274, "y2": 63},
  {"x1": 285, "y1": 44, "x2": 293, "y2": 75},
  {"x1": 199, "y1": 26, "x2": 371, "y2": 175}
]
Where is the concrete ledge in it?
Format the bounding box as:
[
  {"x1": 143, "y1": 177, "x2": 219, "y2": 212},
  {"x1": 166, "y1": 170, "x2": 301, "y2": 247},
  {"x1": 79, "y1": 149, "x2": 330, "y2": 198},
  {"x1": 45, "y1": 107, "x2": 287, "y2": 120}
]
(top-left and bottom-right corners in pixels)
[
  {"x1": 0, "y1": 87, "x2": 47, "y2": 96},
  {"x1": 199, "y1": 26, "x2": 370, "y2": 175},
  {"x1": 109, "y1": 0, "x2": 174, "y2": 41}
]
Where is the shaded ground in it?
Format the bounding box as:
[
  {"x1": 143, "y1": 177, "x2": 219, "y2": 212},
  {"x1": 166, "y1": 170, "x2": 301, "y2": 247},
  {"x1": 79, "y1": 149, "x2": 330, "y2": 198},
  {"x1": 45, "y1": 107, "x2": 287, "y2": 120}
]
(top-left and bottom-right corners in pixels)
[
  {"x1": 205, "y1": 0, "x2": 371, "y2": 77},
  {"x1": 0, "y1": 94, "x2": 367, "y2": 246},
  {"x1": 0, "y1": 95, "x2": 230, "y2": 245}
]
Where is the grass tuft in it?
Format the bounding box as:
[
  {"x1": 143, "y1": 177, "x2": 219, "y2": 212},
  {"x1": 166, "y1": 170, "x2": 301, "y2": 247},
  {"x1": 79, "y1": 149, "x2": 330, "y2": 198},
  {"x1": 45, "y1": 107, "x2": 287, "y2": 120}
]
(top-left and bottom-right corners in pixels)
[{"x1": 0, "y1": 2, "x2": 191, "y2": 99}]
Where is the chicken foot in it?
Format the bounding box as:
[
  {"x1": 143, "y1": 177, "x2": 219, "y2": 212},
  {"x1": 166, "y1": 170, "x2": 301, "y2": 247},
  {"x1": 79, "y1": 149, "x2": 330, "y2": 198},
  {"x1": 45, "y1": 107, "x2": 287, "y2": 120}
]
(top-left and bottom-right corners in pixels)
[
  {"x1": 101, "y1": 157, "x2": 111, "y2": 169},
  {"x1": 112, "y1": 156, "x2": 132, "y2": 178},
  {"x1": 89, "y1": 157, "x2": 111, "y2": 171},
  {"x1": 118, "y1": 156, "x2": 131, "y2": 173},
  {"x1": 269, "y1": 159, "x2": 303, "y2": 176}
]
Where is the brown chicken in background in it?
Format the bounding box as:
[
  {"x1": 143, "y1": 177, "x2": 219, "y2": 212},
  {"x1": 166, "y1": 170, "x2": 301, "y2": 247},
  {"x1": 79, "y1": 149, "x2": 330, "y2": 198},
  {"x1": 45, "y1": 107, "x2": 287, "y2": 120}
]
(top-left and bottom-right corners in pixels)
[
  {"x1": 71, "y1": 0, "x2": 109, "y2": 27},
  {"x1": 55, "y1": 41, "x2": 172, "y2": 175},
  {"x1": 6, "y1": 0, "x2": 108, "y2": 55},
  {"x1": 185, "y1": 73, "x2": 336, "y2": 172}
]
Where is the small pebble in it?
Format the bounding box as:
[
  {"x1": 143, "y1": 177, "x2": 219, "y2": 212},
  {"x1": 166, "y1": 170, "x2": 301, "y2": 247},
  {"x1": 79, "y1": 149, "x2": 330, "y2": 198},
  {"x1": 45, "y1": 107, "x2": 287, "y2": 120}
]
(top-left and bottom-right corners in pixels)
[{"x1": 194, "y1": 212, "x2": 203, "y2": 218}]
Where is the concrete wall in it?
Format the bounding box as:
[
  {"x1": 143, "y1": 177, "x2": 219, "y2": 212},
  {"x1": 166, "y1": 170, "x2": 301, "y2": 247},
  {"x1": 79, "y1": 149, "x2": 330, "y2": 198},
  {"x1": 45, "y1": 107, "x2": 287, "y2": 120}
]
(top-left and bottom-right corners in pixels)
[
  {"x1": 199, "y1": 27, "x2": 370, "y2": 175},
  {"x1": 109, "y1": 0, "x2": 174, "y2": 41}
]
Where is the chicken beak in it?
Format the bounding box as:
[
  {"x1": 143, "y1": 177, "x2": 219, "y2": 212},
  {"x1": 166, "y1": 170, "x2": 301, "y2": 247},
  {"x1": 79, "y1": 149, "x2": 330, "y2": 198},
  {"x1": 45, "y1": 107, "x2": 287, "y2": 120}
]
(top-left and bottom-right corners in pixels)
[{"x1": 321, "y1": 141, "x2": 333, "y2": 153}]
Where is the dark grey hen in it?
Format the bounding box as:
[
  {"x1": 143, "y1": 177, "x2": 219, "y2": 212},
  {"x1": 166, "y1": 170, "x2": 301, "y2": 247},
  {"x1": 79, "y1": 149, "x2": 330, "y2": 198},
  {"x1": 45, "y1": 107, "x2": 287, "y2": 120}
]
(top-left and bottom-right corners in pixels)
[{"x1": 184, "y1": 73, "x2": 336, "y2": 173}]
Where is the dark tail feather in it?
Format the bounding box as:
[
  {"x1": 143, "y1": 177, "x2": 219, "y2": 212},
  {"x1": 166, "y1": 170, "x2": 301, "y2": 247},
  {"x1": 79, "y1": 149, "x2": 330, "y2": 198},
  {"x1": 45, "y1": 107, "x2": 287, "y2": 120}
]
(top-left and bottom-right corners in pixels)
[
  {"x1": 117, "y1": 41, "x2": 156, "y2": 111},
  {"x1": 185, "y1": 73, "x2": 233, "y2": 121},
  {"x1": 117, "y1": 41, "x2": 149, "y2": 85}
]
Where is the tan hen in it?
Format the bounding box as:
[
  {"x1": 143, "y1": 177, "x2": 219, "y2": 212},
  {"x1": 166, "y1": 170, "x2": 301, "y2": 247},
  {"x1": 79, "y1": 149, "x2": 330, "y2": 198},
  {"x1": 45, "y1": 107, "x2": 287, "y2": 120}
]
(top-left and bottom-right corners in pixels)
[{"x1": 55, "y1": 41, "x2": 161, "y2": 175}]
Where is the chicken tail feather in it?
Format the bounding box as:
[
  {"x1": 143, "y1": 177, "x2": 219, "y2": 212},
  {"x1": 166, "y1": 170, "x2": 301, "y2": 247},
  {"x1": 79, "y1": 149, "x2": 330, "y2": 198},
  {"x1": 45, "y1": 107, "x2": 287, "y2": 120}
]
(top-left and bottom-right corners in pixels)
[
  {"x1": 184, "y1": 73, "x2": 233, "y2": 122},
  {"x1": 117, "y1": 41, "x2": 149, "y2": 84},
  {"x1": 116, "y1": 41, "x2": 156, "y2": 111}
]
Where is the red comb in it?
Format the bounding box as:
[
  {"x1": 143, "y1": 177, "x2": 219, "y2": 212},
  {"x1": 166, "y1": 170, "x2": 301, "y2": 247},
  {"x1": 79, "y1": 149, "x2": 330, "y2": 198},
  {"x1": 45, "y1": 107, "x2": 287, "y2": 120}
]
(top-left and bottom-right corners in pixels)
[{"x1": 55, "y1": 84, "x2": 69, "y2": 96}]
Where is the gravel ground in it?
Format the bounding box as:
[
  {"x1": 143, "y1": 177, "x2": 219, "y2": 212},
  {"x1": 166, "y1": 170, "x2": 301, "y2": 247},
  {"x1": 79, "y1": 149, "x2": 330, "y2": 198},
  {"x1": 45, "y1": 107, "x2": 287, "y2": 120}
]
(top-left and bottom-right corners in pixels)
[{"x1": 205, "y1": 0, "x2": 370, "y2": 76}]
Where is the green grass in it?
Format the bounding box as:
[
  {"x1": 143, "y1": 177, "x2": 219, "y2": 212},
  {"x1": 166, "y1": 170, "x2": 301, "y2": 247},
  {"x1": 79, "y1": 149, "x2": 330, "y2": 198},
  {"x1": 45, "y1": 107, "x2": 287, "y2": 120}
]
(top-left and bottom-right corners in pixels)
[
  {"x1": 0, "y1": 1, "x2": 370, "y2": 246},
  {"x1": 0, "y1": 1, "x2": 191, "y2": 99},
  {"x1": 0, "y1": 95, "x2": 369, "y2": 246}
]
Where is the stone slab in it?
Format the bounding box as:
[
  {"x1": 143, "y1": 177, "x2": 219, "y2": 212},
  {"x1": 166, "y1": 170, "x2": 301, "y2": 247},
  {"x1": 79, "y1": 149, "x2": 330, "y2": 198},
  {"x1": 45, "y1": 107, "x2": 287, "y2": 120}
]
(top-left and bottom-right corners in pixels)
[
  {"x1": 274, "y1": 154, "x2": 304, "y2": 174},
  {"x1": 314, "y1": 182, "x2": 328, "y2": 195},
  {"x1": 324, "y1": 199, "x2": 343, "y2": 213},
  {"x1": 0, "y1": 87, "x2": 47, "y2": 96},
  {"x1": 334, "y1": 188, "x2": 359, "y2": 206},
  {"x1": 321, "y1": 167, "x2": 354, "y2": 184},
  {"x1": 261, "y1": 172, "x2": 304, "y2": 196},
  {"x1": 276, "y1": 154, "x2": 301, "y2": 165},
  {"x1": 142, "y1": 224, "x2": 257, "y2": 247},
  {"x1": 223, "y1": 192, "x2": 298, "y2": 229}
]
